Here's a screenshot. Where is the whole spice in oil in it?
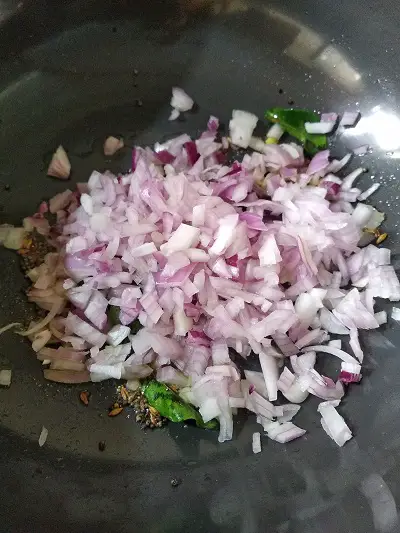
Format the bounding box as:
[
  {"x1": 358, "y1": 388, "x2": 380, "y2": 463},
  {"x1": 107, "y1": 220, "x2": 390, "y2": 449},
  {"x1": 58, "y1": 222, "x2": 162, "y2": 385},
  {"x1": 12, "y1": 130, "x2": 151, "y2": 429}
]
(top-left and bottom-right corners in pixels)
[
  {"x1": 79, "y1": 390, "x2": 90, "y2": 406},
  {"x1": 108, "y1": 406, "x2": 124, "y2": 417}
]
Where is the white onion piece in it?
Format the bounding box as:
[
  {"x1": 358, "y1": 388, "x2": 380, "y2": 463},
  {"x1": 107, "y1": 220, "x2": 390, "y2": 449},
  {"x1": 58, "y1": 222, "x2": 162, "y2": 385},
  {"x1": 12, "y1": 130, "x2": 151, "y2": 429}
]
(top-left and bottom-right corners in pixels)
[
  {"x1": 200, "y1": 398, "x2": 220, "y2": 423},
  {"x1": 38, "y1": 347, "x2": 87, "y2": 362},
  {"x1": 319, "y1": 308, "x2": 349, "y2": 335},
  {"x1": 186, "y1": 248, "x2": 209, "y2": 262},
  {"x1": 244, "y1": 370, "x2": 268, "y2": 398},
  {"x1": 229, "y1": 397, "x2": 245, "y2": 408},
  {"x1": 296, "y1": 329, "x2": 326, "y2": 349},
  {"x1": 32, "y1": 329, "x2": 52, "y2": 352},
  {"x1": 302, "y1": 345, "x2": 358, "y2": 365},
  {"x1": 169, "y1": 108, "x2": 180, "y2": 121},
  {"x1": 259, "y1": 351, "x2": 278, "y2": 401},
  {"x1": 2, "y1": 227, "x2": 27, "y2": 250},
  {"x1": 321, "y1": 112, "x2": 338, "y2": 123},
  {"x1": 38, "y1": 426, "x2": 48, "y2": 447},
  {"x1": 170, "y1": 87, "x2": 194, "y2": 113},
  {"x1": 341, "y1": 361, "x2": 361, "y2": 375},
  {"x1": 305, "y1": 121, "x2": 335, "y2": 134},
  {"x1": 249, "y1": 136, "x2": 267, "y2": 153},
  {"x1": 365, "y1": 208, "x2": 385, "y2": 231},
  {"x1": 342, "y1": 167, "x2": 365, "y2": 190},
  {"x1": 65, "y1": 313, "x2": 106, "y2": 347},
  {"x1": 211, "y1": 339, "x2": 230, "y2": 365},
  {"x1": 217, "y1": 400, "x2": 233, "y2": 443},
  {"x1": 340, "y1": 188, "x2": 361, "y2": 203},
  {"x1": 47, "y1": 146, "x2": 71, "y2": 179},
  {"x1": 278, "y1": 368, "x2": 309, "y2": 403},
  {"x1": 320, "y1": 173, "x2": 342, "y2": 186},
  {"x1": 265, "y1": 421, "x2": 306, "y2": 443},
  {"x1": 318, "y1": 400, "x2": 352, "y2": 446},
  {"x1": 351, "y1": 203, "x2": 375, "y2": 228},
  {"x1": 104, "y1": 136, "x2": 124, "y2": 156},
  {"x1": 357, "y1": 183, "x2": 380, "y2": 201},
  {"x1": 90, "y1": 362, "x2": 123, "y2": 380},
  {"x1": 209, "y1": 214, "x2": 239, "y2": 256},
  {"x1": 339, "y1": 111, "x2": 360, "y2": 127},
  {"x1": 160, "y1": 224, "x2": 200, "y2": 256},
  {"x1": 328, "y1": 339, "x2": 342, "y2": 349},
  {"x1": 121, "y1": 364, "x2": 152, "y2": 381},
  {"x1": 92, "y1": 344, "x2": 131, "y2": 365},
  {"x1": 80, "y1": 193, "x2": 93, "y2": 215},
  {"x1": 0, "y1": 224, "x2": 13, "y2": 245},
  {"x1": 258, "y1": 234, "x2": 281, "y2": 266},
  {"x1": 290, "y1": 352, "x2": 316, "y2": 375},
  {"x1": 49, "y1": 190, "x2": 73, "y2": 213},
  {"x1": 326, "y1": 152, "x2": 352, "y2": 173},
  {"x1": 266, "y1": 123, "x2": 284, "y2": 141},
  {"x1": 252, "y1": 432, "x2": 262, "y2": 454},
  {"x1": 368, "y1": 266, "x2": 400, "y2": 301},
  {"x1": 126, "y1": 378, "x2": 140, "y2": 391},
  {"x1": 107, "y1": 325, "x2": 130, "y2": 346},
  {"x1": 44, "y1": 369, "x2": 90, "y2": 383},
  {"x1": 0, "y1": 369, "x2": 12, "y2": 387},
  {"x1": 51, "y1": 360, "x2": 86, "y2": 372},
  {"x1": 250, "y1": 390, "x2": 277, "y2": 419},
  {"x1": 299, "y1": 369, "x2": 344, "y2": 401},
  {"x1": 0, "y1": 322, "x2": 22, "y2": 335},
  {"x1": 156, "y1": 366, "x2": 189, "y2": 388},
  {"x1": 277, "y1": 404, "x2": 301, "y2": 423},
  {"x1": 374, "y1": 311, "x2": 387, "y2": 325},
  {"x1": 349, "y1": 329, "x2": 364, "y2": 363},
  {"x1": 229, "y1": 109, "x2": 258, "y2": 148},
  {"x1": 392, "y1": 307, "x2": 400, "y2": 321}
]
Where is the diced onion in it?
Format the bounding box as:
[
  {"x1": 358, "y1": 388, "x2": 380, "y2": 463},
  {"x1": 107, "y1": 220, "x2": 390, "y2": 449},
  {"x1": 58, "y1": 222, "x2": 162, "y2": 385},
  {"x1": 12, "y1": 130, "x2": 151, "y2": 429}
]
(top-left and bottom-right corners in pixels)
[
  {"x1": 339, "y1": 111, "x2": 360, "y2": 127},
  {"x1": 6, "y1": 104, "x2": 398, "y2": 448},
  {"x1": 305, "y1": 121, "x2": 336, "y2": 134},
  {"x1": 38, "y1": 426, "x2": 48, "y2": 447},
  {"x1": 318, "y1": 401, "x2": 352, "y2": 446},
  {"x1": 229, "y1": 109, "x2": 258, "y2": 148},
  {"x1": 0, "y1": 369, "x2": 12, "y2": 387},
  {"x1": 170, "y1": 87, "x2": 194, "y2": 113},
  {"x1": 392, "y1": 307, "x2": 400, "y2": 321},
  {"x1": 252, "y1": 432, "x2": 262, "y2": 454}
]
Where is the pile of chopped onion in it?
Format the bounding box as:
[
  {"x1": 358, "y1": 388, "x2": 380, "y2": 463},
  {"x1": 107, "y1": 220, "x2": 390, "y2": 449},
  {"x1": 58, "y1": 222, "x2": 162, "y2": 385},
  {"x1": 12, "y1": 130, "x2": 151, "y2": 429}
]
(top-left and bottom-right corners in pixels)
[{"x1": 4, "y1": 104, "x2": 399, "y2": 448}]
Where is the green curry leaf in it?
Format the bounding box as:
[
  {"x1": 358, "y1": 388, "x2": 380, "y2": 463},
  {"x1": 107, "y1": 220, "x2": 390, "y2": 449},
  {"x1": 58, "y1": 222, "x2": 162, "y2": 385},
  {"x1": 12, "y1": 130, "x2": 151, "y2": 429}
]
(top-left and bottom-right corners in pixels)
[
  {"x1": 265, "y1": 107, "x2": 327, "y2": 154},
  {"x1": 107, "y1": 305, "x2": 143, "y2": 335},
  {"x1": 141, "y1": 380, "x2": 219, "y2": 430},
  {"x1": 108, "y1": 305, "x2": 121, "y2": 327},
  {"x1": 130, "y1": 318, "x2": 143, "y2": 335}
]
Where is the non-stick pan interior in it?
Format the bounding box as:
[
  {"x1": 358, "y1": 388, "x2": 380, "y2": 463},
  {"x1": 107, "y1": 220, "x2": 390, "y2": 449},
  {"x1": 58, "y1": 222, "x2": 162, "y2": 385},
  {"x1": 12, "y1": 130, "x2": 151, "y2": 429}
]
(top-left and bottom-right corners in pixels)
[{"x1": 1, "y1": 0, "x2": 400, "y2": 531}]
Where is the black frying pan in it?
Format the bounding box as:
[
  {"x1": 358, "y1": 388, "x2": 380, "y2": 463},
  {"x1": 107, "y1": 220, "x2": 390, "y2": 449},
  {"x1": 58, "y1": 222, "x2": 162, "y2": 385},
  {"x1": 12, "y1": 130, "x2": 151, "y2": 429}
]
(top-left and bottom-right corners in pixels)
[{"x1": 1, "y1": 0, "x2": 400, "y2": 531}]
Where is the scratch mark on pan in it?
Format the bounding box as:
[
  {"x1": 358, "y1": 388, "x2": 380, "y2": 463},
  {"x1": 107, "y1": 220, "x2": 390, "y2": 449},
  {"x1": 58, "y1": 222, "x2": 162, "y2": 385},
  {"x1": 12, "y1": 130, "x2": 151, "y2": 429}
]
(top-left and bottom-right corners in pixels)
[
  {"x1": 360, "y1": 474, "x2": 398, "y2": 532},
  {"x1": 365, "y1": 330, "x2": 395, "y2": 351}
]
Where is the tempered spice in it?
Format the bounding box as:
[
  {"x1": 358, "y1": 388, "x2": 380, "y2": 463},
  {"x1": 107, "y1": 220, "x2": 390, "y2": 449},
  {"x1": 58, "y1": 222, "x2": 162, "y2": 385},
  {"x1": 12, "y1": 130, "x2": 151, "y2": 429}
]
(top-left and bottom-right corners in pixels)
[
  {"x1": 116, "y1": 386, "x2": 166, "y2": 429},
  {"x1": 79, "y1": 390, "x2": 90, "y2": 406},
  {"x1": 18, "y1": 230, "x2": 55, "y2": 274}
]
